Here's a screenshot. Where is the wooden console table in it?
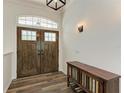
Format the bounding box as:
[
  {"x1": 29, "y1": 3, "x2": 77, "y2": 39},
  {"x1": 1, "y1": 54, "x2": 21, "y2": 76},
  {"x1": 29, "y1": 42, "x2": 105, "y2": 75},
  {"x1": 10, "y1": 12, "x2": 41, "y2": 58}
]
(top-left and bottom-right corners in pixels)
[{"x1": 67, "y1": 61, "x2": 120, "y2": 93}]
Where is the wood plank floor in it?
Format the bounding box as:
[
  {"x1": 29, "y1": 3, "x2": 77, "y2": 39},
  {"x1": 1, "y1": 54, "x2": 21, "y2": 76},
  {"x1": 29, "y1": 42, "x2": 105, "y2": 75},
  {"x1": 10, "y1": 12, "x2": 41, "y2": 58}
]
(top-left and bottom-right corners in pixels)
[{"x1": 7, "y1": 72, "x2": 74, "y2": 93}]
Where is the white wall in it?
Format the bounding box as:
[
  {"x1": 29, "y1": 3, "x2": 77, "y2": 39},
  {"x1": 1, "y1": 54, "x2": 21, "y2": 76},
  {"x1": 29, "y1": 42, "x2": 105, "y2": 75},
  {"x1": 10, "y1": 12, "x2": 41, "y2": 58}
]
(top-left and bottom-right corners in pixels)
[
  {"x1": 3, "y1": 0, "x2": 62, "y2": 80},
  {"x1": 3, "y1": 53, "x2": 13, "y2": 93},
  {"x1": 62, "y1": 0, "x2": 121, "y2": 75}
]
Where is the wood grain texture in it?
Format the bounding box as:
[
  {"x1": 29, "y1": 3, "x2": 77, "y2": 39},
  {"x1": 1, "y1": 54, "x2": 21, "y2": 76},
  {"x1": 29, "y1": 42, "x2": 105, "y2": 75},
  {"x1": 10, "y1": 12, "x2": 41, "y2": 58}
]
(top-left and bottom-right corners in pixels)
[
  {"x1": 43, "y1": 30, "x2": 59, "y2": 73},
  {"x1": 67, "y1": 61, "x2": 120, "y2": 93},
  {"x1": 17, "y1": 27, "x2": 59, "y2": 78},
  {"x1": 7, "y1": 72, "x2": 74, "y2": 93},
  {"x1": 67, "y1": 61, "x2": 120, "y2": 81},
  {"x1": 17, "y1": 27, "x2": 41, "y2": 78}
]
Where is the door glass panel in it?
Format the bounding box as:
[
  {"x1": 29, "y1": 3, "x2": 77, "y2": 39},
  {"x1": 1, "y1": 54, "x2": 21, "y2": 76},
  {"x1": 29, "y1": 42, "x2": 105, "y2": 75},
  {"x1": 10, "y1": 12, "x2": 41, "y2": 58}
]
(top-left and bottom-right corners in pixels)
[
  {"x1": 22, "y1": 35, "x2": 27, "y2": 40},
  {"x1": 44, "y1": 32, "x2": 56, "y2": 41},
  {"x1": 32, "y1": 36, "x2": 36, "y2": 40},
  {"x1": 52, "y1": 33, "x2": 55, "y2": 38},
  {"x1": 21, "y1": 30, "x2": 36, "y2": 41},
  {"x1": 52, "y1": 37, "x2": 56, "y2": 41},
  {"x1": 49, "y1": 37, "x2": 52, "y2": 41},
  {"x1": 27, "y1": 31, "x2": 32, "y2": 36},
  {"x1": 45, "y1": 33, "x2": 49, "y2": 37},
  {"x1": 45, "y1": 36, "x2": 49, "y2": 41},
  {"x1": 27, "y1": 35, "x2": 32, "y2": 40},
  {"x1": 32, "y1": 32, "x2": 36, "y2": 36},
  {"x1": 22, "y1": 31, "x2": 27, "y2": 35}
]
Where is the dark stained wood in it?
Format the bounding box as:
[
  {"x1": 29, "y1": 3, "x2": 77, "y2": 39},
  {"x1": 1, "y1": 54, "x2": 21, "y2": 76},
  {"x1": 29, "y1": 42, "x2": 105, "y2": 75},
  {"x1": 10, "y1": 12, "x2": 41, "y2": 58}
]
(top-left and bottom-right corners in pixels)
[
  {"x1": 17, "y1": 27, "x2": 59, "y2": 78},
  {"x1": 67, "y1": 61, "x2": 120, "y2": 81},
  {"x1": 7, "y1": 72, "x2": 74, "y2": 93},
  {"x1": 104, "y1": 78, "x2": 119, "y2": 93},
  {"x1": 17, "y1": 27, "x2": 41, "y2": 78},
  {"x1": 43, "y1": 30, "x2": 59, "y2": 73},
  {"x1": 67, "y1": 61, "x2": 120, "y2": 93},
  {"x1": 98, "y1": 82, "x2": 104, "y2": 93}
]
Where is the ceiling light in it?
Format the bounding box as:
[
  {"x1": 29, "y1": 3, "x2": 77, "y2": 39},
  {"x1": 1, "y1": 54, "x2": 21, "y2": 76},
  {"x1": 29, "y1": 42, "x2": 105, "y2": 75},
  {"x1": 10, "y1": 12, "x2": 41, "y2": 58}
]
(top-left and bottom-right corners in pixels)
[{"x1": 46, "y1": 0, "x2": 66, "y2": 11}]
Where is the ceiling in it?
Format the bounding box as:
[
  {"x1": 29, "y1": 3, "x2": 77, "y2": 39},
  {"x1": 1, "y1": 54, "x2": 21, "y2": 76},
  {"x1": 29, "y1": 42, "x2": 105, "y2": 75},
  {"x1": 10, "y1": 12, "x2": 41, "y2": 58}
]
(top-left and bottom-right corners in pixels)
[
  {"x1": 19, "y1": 0, "x2": 71, "y2": 10},
  {"x1": 25, "y1": 0, "x2": 48, "y2": 5},
  {"x1": 6, "y1": 0, "x2": 74, "y2": 12},
  {"x1": 26, "y1": 0, "x2": 70, "y2": 5}
]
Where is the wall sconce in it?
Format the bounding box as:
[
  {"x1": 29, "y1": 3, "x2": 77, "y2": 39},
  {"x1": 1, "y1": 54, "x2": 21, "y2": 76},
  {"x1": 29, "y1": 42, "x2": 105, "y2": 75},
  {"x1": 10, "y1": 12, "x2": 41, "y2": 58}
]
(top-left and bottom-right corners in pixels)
[{"x1": 78, "y1": 25, "x2": 83, "y2": 32}]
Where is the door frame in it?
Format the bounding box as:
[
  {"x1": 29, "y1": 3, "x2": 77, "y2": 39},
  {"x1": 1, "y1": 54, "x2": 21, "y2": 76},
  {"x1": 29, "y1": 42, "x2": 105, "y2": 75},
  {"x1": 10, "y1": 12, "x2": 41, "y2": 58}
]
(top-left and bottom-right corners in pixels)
[{"x1": 17, "y1": 26, "x2": 59, "y2": 77}]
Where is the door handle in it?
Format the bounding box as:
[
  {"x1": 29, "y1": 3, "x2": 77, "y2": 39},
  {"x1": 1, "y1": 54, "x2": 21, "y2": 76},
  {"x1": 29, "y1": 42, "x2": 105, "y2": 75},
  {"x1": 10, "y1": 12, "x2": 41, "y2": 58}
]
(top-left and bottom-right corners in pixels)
[
  {"x1": 37, "y1": 41, "x2": 41, "y2": 55},
  {"x1": 41, "y1": 42, "x2": 44, "y2": 55},
  {"x1": 41, "y1": 50, "x2": 44, "y2": 55},
  {"x1": 37, "y1": 50, "x2": 41, "y2": 55},
  {"x1": 37, "y1": 41, "x2": 44, "y2": 55}
]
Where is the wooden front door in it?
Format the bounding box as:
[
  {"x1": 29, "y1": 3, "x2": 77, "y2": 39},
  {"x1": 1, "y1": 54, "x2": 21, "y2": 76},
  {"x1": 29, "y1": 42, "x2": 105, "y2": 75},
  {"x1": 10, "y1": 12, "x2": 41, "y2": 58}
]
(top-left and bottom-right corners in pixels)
[{"x1": 17, "y1": 27, "x2": 59, "y2": 78}]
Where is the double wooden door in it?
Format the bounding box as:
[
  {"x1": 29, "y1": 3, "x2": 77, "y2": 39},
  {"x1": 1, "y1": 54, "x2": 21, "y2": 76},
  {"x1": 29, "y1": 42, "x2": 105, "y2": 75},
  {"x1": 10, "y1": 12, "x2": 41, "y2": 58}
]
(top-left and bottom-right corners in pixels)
[{"x1": 17, "y1": 27, "x2": 59, "y2": 78}]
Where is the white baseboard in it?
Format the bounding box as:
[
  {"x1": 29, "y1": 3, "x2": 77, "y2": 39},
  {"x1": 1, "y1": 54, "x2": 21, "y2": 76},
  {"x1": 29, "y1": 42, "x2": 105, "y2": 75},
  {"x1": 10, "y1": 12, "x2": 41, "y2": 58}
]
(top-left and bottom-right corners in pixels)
[{"x1": 3, "y1": 79, "x2": 12, "y2": 93}]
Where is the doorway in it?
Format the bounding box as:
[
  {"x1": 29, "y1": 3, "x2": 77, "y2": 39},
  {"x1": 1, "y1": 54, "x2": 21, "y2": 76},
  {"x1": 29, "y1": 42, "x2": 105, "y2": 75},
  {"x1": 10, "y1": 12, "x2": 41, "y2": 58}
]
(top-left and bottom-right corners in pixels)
[{"x1": 17, "y1": 27, "x2": 59, "y2": 78}]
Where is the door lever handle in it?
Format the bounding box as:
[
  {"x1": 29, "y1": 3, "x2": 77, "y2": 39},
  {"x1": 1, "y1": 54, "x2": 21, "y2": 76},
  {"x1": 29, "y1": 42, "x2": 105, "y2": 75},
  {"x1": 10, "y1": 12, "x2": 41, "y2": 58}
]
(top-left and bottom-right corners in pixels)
[
  {"x1": 41, "y1": 50, "x2": 44, "y2": 55},
  {"x1": 37, "y1": 50, "x2": 41, "y2": 55},
  {"x1": 37, "y1": 41, "x2": 44, "y2": 55},
  {"x1": 37, "y1": 41, "x2": 41, "y2": 55}
]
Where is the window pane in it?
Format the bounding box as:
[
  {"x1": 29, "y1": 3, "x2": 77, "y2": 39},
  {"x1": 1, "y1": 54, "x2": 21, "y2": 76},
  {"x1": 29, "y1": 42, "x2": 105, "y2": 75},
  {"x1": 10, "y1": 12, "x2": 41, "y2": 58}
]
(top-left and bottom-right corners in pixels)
[
  {"x1": 49, "y1": 33, "x2": 50, "y2": 36},
  {"x1": 52, "y1": 37, "x2": 56, "y2": 41},
  {"x1": 42, "y1": 18, "x2": 47, "y2": 23},
  {"x1": 33, "y1": 21, "x2": 38, "y2": 26},
  {"x1": 33, "y1": 21, "x2": 40, "y2": 26},
  {"x1": 27, "y1": 31, "x2": 32, "y2": 36},
  {"x1": 33, "y1": 17, "x2": 39, "y2": 26},
  {"x1": 27, "y1": 35, "x2": 32, "y2": 40},
  {"x1": 33, "y1": 17, "x2": 39, "y2": 22},
  {"x1": 32, "y1": 32, "x2": 36, "y2": 36},
  {"x1": 18, "y1": 16, "x2": 58, "y2": 28},
  {"x1": 26, "y1": 21, "x2": 32, "y2": 25},
  {"x1": 45, "y1": 37, "x2": 49, "y2": 41},
  {"x1": 44, "y1": 32, "x2": 56, "y2": 41},
  {"x1": 22, "y1": 30, "x2": 27, "y2": 35},
  {"x1": 19, "y1": 17, "x2": 25, "y2": 20},
  {"x1": 45, "y1": 33, "x2": 49, "y2": 37},
  {"x1": 52, "y1": 33, "x2": 56, "y2": 38},
  {"x1": 48, "y1": 20, "x2": 52, "y2": 24},
  {"x1": 18, "y1": 20, "x2": 25, "y2": 24},
  {"x1": 22, "y1": 35, "x2": 27, "y2": 40},
  {"x1": 32, "y1": 36, "x2": 36, "y2": 40},
  {"x1": 26, "y1": 17, "x2": 32, "y2": 21},
  {"x1": 21, "y1": 30, "x2": 37, "y2": 41},
  {"x1": 49, "y1": 37, "x2": 52, "y2": 41}
]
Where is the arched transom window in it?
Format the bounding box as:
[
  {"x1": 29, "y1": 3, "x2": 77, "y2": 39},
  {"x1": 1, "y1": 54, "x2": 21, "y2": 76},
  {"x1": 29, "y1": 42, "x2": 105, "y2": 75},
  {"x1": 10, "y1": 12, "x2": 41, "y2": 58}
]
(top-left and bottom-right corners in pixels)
[{"x1": 18, "y1": 16, "x2": 58, "y2": 29}]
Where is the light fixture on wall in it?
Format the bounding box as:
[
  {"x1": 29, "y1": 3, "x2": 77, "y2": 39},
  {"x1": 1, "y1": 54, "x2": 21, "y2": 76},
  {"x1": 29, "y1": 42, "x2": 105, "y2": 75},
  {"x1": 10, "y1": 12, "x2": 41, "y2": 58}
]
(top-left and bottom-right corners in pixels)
[
  {"x1": 78, "y1": 25, "x2": 83, "y2": 32},
  {"x1": 46, "y1": 0, "x2": 66, "y2": 11}
]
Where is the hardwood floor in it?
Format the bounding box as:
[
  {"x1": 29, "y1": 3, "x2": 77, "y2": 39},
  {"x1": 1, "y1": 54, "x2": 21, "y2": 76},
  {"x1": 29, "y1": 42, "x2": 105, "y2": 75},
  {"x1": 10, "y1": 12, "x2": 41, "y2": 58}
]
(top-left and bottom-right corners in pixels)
[{"x1": 7, "y1": 72, "x2": 74, "y2": 93}]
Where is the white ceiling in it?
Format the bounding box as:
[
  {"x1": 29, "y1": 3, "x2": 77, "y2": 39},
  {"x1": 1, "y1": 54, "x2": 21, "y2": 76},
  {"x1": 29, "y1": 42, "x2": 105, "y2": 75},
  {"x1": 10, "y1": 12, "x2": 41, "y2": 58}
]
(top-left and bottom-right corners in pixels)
[
  {"x1": 6, "y1": 0, "x2": 74, "y2": 11},
  {"x1": 18, "y1": 0, "x2": 71, "y2": 8},
  {"x1": 25, "y1": 0, "x2": 47, "y2": 5},
  {"x1": 28, "y1": 0, "x2": 70, "y2": 5}
]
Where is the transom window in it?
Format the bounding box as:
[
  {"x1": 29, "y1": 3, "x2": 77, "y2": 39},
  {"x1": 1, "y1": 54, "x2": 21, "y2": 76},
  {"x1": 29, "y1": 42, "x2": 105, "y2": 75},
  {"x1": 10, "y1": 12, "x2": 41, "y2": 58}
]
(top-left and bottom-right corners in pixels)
[
  {"x1": 44, "y1": 32, "x2": 56, "y2": 41},
  {"x1": 18, "y1": 16, "x2": 58, "y2": 29},
  {"x1": 21, "y1": 30, "x2": 36, "y2": 41}
]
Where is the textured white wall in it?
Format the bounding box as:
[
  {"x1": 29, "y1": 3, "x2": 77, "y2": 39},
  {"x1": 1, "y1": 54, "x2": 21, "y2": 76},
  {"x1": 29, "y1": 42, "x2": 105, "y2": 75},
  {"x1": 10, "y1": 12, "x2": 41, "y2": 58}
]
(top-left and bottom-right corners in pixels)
[{"x1": 62, "y1": 0, "x2": 121, "y2": 75}]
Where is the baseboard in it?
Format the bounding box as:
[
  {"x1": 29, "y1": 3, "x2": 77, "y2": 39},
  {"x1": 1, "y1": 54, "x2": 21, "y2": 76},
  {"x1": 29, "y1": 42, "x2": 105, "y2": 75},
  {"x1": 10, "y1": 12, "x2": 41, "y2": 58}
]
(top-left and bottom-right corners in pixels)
[{"x1": 3, "y1": 79, "x2": 12, "y2": 93}]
